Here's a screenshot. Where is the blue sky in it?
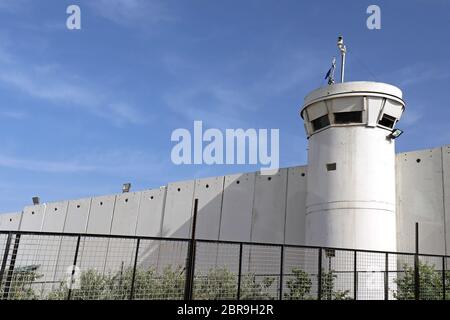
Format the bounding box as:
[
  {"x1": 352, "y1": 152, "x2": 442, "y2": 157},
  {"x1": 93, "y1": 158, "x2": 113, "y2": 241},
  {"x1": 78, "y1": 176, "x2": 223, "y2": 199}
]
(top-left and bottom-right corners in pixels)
[{"x1": 0, "y1": 0, "x2": 449, "y2": 212}]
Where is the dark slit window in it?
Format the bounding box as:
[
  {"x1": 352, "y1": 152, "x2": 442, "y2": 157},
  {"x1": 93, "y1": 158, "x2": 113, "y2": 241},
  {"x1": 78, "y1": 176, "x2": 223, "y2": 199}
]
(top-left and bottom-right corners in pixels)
[
  {"x1": 334, "y1": 111, "x2": 363, "y2": 124},
  {"x1": 378, "y1": 114, "x2": 396, "y2": 128},
  {"x1": 311, "y1": 114, "x2": 330, "y2": 132}
]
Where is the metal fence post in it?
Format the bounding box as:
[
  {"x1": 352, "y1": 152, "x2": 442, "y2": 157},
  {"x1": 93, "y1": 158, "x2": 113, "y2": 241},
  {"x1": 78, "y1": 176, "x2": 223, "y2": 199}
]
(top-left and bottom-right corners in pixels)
[
  {"x1": 414, "y1": 222, "x2": 420, "y2": 300},
  {"x1": 0, "y1": 232, "x2": 13, "y2": 292},
  {"x1": 384, "y1": 253, "x2": 389, "y2": 300},
  {"x1": 442, "y1": 256, "x2": 446, "y2": 300},
  {"x1": 67, "y1": 235, "x2": 81, "y2": 300},
  {"x1": 353, "y1": 250, "x2": 357, "y2": 300},
  {"x1": 3, "y1": 234, "x2": 21, "y2": 300},
  {"x1": 129, "y1": 238, "x2": 141, "y2": 300},
  {"x1": 184, "y1": 240, "x2": 197, "y2": 300},
  {"x1": 237, "y1": 243, "x2": 243, "y2": 300},
  {"x1": 317, "y1": 248, "x2": 322, "y2": 300},
  {"x1": 279, "y1": 245, "x2": 284, "y2": 300},
  {"x1": 184, "y1": 198, "x2": 198, "y2": 300}
]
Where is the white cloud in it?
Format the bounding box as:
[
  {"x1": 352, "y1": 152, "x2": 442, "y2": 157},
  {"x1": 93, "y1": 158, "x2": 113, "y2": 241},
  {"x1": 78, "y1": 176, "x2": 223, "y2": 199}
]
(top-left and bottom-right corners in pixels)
[
  {"x1": 108, "y1": 102, "x2": 147, "y2": 125},
  {"x1": 164, "y1": 85, "x2": 253, "y2": 129},
  {"x1": 252, "y1": 51, "x2": 322, "y2": 95},
  {"x1": 88, "y1": 0, "x2": 173, "y2": 28},
  {"x1": 401, "y1": 108, "x2": 423, "y2": 126},
  {"x1": 0, "y1": 47, "x2": 147, "y2": 126},
  {"x1": 389, "y1": 64, "x2": 450, "y2": 88},
  {"x1": 0, "y1": 110, "x2": 27, "y2": 120},
  {"x1": 0, "y1": 154, "x2": 95, "y2": 173},
  {"x1": 162, "y1": 49, "x2": 320, "y2": 129},
  {"x1": 0, "y1": 0, "x2": 28, "y2": 12},
  {"x1": 0, "y1": 149, "x2": 167, "y2": 176}
]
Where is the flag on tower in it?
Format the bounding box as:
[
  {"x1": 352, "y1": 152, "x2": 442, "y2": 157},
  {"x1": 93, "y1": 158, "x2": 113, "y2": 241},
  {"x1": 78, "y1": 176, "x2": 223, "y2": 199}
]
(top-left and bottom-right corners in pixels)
[{"x1": 325, "y1": 57, "x2": 336, "y2": 85}]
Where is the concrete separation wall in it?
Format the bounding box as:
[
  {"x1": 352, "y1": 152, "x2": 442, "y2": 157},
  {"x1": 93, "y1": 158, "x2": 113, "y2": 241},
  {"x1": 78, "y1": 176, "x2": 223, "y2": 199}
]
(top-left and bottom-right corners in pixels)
[{"x1": 0, "y1": 144, "x2": 449, "y2": 255}]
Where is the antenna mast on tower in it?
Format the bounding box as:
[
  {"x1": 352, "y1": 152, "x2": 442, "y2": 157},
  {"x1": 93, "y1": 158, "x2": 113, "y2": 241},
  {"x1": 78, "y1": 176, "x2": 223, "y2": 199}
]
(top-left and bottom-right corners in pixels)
[{"x1": 337, "y1": 36, "x2": 346, "y2": 83}]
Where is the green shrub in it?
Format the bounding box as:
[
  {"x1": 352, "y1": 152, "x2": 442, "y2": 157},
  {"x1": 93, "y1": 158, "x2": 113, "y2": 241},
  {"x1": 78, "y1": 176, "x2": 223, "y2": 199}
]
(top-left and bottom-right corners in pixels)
[
  {"x1": 194, "y1": 267, "x2": 238, "y2": 299},
  {"x1": 283, "y1": 268, "x2": 312, "y2": 300},
  {"x1": 2, "y1": 264, "x2": 359, "y2": 300},
  {"x1": 394, "y1": 262, "x2": 450, "y2": 300},
  {"x1": 321, "y1": 270, "x2": 352, "y2": 300},
  {"x1": 0, "y1": 265, "x2": 42, "y2": 300}
]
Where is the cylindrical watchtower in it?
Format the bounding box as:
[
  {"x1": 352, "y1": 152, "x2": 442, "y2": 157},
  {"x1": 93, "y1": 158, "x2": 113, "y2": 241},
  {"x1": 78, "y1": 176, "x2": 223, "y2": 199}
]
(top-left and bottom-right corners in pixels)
[{"x1": 301, "y1": 81, "x2": 405, "y2": 251}]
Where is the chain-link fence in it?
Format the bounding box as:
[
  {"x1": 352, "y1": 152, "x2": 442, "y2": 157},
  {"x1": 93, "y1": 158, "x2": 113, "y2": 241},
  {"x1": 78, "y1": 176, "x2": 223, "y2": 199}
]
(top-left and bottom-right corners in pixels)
[{"x1": 0, "y1": 231, "x2": 449, "y2": 300}]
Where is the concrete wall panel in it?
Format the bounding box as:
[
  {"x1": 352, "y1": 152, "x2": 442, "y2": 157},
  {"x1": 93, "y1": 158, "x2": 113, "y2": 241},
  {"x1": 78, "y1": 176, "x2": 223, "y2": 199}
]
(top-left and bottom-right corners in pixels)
[
  {"x1": 136, "y1": 188, "x2": 166, "y2": 237},
  {"x1": 161, "y1": 180, "x2": 195, "y2": 238},
  {"x1": 21, "y1": 204, "x2": 46, "y2": 231},
  {"x1": 194, "y1": 176, "x2": 224, "y2": 240},
  {"x1": 110, "y1": 192, "x2": 141, "y2": 236},
  {"x1": 36, "y1": 201, "x2": 69, "y2": 294},
  {"x1": 64, "y1": 198, "x2": 91, "y2": 233},
  {"x1": 220, "y1": 173, "x2": 255, "y2": 242},
  {"x1": 77, "y1": 236, "x2": 109, "y2": 274},
  {"x1": 42, "y1": 201, "x2": 69, "y2": 232},
  {"x1": 396, "y1": 147, "x2": 446, "y2": 254},
  {"x1": 0, "y1": 212, "x2": 22, "y2": 231},
  {"x1": 284, "y1": 166, "x2": 307, "y2": 245},
  {"x1": 86, "y1": 195, "x2": 116, "y2": 235},
  {"x1": 251, "y1": 169, "x2": 287, "y2": 244},
  {"x1": 104, "y1": 237, "x2": 137, "y2": 273},
  {"x1": 443, "y1": 145, "x2": 450, "y2": 255}
]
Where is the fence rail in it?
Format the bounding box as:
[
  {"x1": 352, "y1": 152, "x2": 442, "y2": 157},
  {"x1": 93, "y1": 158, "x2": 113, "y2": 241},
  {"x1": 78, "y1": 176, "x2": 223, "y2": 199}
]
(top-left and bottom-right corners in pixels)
[{"x1": 0, "y1": 230, "x2": 449, "y2": 300}]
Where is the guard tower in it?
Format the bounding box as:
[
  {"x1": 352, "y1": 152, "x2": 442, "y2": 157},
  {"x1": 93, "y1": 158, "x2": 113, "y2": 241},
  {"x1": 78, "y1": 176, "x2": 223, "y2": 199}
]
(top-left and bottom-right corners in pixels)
[{"x1": 300, "y1": 38, "x2": 406, "y2": 252}]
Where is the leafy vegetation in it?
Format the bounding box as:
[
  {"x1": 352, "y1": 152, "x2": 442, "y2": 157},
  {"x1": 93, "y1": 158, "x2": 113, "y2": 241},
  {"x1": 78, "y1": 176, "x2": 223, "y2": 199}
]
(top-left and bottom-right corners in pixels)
[
  {"x1": 283, "y1": 268, "x2": 351, "y2": 300},
  {"x1": 48, "y1": 265, "x2": 186, "y2": 300},
  {"x1": 15, "y1": 262, "x2": 450, "y2": 300},
  {"x1": 0, "y1": 265, "x2": 41, "y2": 300},
  {"x1": 394, "y1": 261, "x2": 450, "y2": 300}
]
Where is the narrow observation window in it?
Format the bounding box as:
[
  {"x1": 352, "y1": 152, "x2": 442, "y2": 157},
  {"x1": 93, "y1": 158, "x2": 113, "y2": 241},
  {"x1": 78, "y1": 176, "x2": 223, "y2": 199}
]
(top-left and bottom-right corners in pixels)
[
  {"x1": 311, "y1": 114, "x2": 330, "y2": 132},
  {"x1": 334, "y1": 111, "x2": 363, "y2": 124},
  {"x1": 378, "y1": 114, "x2": 396, "y2": 128},
  {"x1": 326, "y1": 163, "x2": 337, "y2": 171}
]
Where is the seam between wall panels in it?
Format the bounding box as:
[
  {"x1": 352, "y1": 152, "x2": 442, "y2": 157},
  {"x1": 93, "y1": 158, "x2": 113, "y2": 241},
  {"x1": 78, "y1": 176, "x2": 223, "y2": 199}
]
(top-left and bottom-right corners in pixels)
[
  {"x1": 247, "y1": 173, "x2": 258, "y2": 273},
  {"x1": 77, "y1": 197, "x2": 93, "y2": 268},
  {"x1": 395, "y1": 156, "x2": 401, "y2": 252},
  {"x1": 156, "y1": 186, "x2": 168, "y2": 271},
  {"x1": 213, "y1": 176, "x2": 226, "y2": 267},
  {"x1": 133, "y1": 192, "x2": 143, "y2": 237},
  {"x1": 131, "y1": 192, "x2": 143, "y2": 266},
  {"x1": 108, "y1": 196, "x2": 118, "y2": 235},
  {"x1": 33, "y1": 204, "x2": 48, "y2": 265},
  {"x1": 84, "y1": 197, "x2": 94, "y2": 234},
  {"x1": 441, "y1": 147, "x2": 447, "y2": 255},
  {"x1": 159, "y1": 187, "x2": 168, "y2": 237},
  {"x1": 102, "y1": 196, "x2": 118, "y2": 274},
  {"x1": 40, "y1": 203, "x2": 47, "y2": 232},
  {"x1": 217, "y1": 176, "x2": 226, "y2": 242},
  {"x1": 249, "y1": 173, "x2": 258, "y2": 243},
  {"x1": 283, "y1": 169, "x2": 290, "y2": 245},
  {"x1": 18, "y1": 211, "x2": 24, "y2": 231},
  {"x1": 61, "y1": 202, "x2": 70, "y2": 233},
  {"x1": 52, "y1": 202, "x2": 70, "y2": 286}
]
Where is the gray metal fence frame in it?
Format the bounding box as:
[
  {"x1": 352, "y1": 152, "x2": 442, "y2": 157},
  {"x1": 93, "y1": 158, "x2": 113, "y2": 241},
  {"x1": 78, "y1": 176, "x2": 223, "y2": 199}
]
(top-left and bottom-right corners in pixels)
[{"x1": 0, "y1": 230, "x2": 449, "y2": 300}]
